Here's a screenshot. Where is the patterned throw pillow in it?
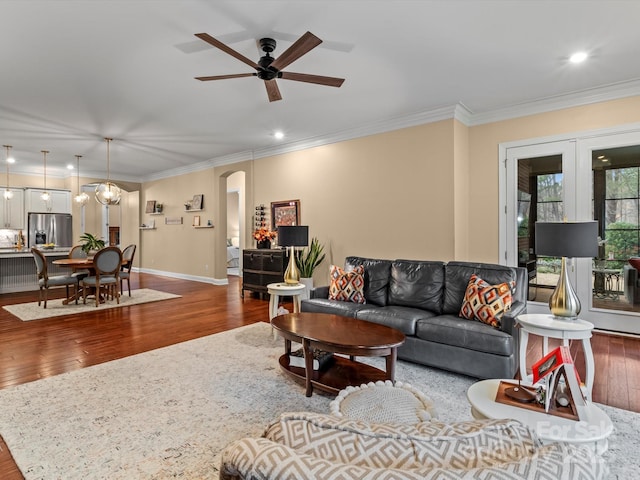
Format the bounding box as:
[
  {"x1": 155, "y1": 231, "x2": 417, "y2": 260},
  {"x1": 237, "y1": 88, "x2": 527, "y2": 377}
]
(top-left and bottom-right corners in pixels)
[
  {"x1": 459, "y1": 274, "x2": 514, "y2": 328},
  {"x1": 329, "y1": 265, "x2": 365, "y2": 304}
]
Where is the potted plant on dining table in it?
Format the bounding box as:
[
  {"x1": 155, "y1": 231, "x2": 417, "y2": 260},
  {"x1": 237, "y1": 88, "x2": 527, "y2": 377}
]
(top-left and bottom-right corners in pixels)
[{"x1": 79, "y1": 232, "x2": 106, "y2": 255}]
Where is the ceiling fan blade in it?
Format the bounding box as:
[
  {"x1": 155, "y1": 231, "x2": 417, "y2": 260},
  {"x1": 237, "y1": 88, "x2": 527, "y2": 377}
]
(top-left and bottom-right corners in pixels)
[
  {"x1": 280, "y1": 72, "x2": 345, "y2": 88},
  {"x1": 270, "y1": 31, "x2": 322, "y2": 71},
  {"x1": 195, "y1": 73, "x2": 256, "y2": 81},
  {"x1": 195, "y1": 33, "x2": 259, "y2": 69},
  {"x1": 264, "y1": 80, "x2": 282, "y2": 102}
]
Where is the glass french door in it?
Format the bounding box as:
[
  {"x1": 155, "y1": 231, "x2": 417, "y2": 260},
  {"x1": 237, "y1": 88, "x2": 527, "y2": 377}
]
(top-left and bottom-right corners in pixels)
[{"x1": 505, "y1": 130, "x2": 640, "y2": 335}]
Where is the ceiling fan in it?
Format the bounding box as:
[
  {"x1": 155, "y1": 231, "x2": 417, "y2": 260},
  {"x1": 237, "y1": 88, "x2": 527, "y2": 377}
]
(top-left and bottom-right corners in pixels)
[{"x1": 194, "y1": 31, "x2": 345, "y2": 102}]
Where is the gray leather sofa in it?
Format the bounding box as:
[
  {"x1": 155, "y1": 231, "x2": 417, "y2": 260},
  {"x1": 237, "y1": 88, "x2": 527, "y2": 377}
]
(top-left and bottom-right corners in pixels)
[{"x1": 301, "y1": 257, "x2": 527, "y2": 379}]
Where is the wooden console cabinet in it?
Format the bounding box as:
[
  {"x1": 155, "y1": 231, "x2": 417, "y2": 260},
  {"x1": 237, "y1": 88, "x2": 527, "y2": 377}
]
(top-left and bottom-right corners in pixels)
[{"x1": 242, "y1": 249, "x2": 288, "y2": 298}]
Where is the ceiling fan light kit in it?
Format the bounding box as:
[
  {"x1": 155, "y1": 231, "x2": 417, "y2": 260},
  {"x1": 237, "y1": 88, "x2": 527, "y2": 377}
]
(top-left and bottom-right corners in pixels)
[{"x1": 194, "y1": 31, "x2": 344, "y2": 102}]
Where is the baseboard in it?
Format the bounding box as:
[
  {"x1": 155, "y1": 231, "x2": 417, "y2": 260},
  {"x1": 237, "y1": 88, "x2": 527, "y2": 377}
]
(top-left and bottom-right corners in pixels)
[{"x1": 136, "y1": 267, "x2": 229, "y2": 286}]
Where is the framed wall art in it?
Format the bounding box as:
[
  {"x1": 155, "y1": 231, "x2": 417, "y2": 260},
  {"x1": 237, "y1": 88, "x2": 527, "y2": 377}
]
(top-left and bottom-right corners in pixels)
[
  {"x1": 192, "y1": 194, "x2": 203, "y2": 210},
  {"x1": 271, "y1": 199, "x2": 300, "y2": 230},
  {"x1": 145, "y1": 200, "x2": 156, "y2": 214}
]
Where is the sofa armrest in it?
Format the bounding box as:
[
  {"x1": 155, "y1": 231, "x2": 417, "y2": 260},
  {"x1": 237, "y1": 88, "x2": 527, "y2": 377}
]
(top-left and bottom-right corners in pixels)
[
  {"x1": 309, "y1": 285, "x2": 329, "y2": 299},
  {"x1": 500, "y1": 300, "x2": 526, "y2": 336}
]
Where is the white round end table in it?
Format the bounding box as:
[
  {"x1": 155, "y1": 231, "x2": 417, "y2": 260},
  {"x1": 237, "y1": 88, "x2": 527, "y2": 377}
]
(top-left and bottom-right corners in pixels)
[
  {"x1": 517, "y1": 313, "x2": 595, "y2": 401},
  {"x1": 267, "y1": 282, "x2": 306, "y2": 320},
  {"x1": 467, "y1": 379, "x2": 612, "y2": 454}
]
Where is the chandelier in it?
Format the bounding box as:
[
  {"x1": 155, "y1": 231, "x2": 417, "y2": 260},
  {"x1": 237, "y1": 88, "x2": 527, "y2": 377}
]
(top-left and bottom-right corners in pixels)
[
  {"x1": 3, "y1": 145, "x2": 14, "y2": 200},
  {"x1": 40, "y1": 150, "x2": 50, "y2": 201},
  {"x1": 74, "y1": 154, "x2": 90, "y2": 205},
  {"x1": 95, "y1": 137, "x2": 121, "y2": 205}
]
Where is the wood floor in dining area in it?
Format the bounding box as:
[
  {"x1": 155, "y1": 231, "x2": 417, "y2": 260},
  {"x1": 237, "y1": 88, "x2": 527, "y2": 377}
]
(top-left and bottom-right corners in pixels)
[{"x1": 0, "y1": 273, "x2": 639, "y2": 478}]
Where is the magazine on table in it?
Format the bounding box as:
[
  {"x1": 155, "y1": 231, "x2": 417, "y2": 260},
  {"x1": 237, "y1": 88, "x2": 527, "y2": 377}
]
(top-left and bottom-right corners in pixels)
[{"x1": 289, "y1": 348, "x2": 333, "y2": 370}]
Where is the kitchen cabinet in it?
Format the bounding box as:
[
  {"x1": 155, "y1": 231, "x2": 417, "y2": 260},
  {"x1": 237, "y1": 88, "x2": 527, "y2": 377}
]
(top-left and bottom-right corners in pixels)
[
  {"x1": 24, "y1": 188, "x2": 72, "y2": 214},
  {"x1": 1, "y1": 188, "x2": 24, "y2": 229},
  {"x1": 242, "y1": 248, "x2": 288, "y2": 298}
]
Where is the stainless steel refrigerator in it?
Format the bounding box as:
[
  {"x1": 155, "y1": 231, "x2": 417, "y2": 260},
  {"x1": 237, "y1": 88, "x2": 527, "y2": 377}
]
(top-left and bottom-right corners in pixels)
[{"x1": 27, "y1": 213, "x2": 73, "y2": 248}]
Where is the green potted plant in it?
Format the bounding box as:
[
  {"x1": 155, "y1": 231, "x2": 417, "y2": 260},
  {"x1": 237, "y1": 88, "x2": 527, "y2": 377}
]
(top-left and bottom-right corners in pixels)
[
  {"x1": 295, "y1": 237, "x2": 326, "y2": 299},
  {"x1": 79, "y1": 232, "x2": 106, "y2": 254}
]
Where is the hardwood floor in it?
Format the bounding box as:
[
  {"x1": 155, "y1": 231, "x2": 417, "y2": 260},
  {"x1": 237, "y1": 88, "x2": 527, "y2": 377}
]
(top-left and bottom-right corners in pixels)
[{"x1": 0, "y1": 273, "x2": 639, "y2": 478}]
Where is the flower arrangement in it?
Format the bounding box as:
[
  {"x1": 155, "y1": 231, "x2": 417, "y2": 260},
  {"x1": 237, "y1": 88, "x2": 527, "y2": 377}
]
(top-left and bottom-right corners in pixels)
[{"x1": 253, "y1": 228, "x2": 276, "y2": 242}]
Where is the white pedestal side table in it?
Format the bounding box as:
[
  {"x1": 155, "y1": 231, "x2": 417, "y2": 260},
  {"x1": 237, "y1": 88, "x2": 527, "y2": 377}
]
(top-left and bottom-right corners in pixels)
[
  {"x1": 467, "y1": 379, "x2": 612, "y2": 454},
  {"x1": 517, "y1": 313, "x2": 595, "y2": 401},
  {"x1": 267, "y1": 282, "x2": 306, "y2": 320}
]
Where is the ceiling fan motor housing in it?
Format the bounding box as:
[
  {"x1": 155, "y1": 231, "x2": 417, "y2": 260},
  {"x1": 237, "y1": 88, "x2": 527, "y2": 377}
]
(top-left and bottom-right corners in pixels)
[{"x1": 259, "y1": 37, "x2": 276, "y2": 53}]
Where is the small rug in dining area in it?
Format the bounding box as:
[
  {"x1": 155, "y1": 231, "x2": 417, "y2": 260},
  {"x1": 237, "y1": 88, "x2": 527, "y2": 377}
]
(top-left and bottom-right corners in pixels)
[{"x1": 2, "y1": 288, "x2": 181, "y2": 321}]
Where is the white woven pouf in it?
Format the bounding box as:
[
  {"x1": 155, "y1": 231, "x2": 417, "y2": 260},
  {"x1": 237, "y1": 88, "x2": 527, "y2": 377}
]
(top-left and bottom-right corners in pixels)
[{"x1": 329, "y1": 380, "x2": 437, "y2": 424}]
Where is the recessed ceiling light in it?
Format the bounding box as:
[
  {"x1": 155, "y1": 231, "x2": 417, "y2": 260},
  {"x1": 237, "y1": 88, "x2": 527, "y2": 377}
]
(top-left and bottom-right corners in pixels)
[
  {"x1": 601, "y1": 157, "x2": 609, "y2": 162},
  {"x1": 7, "y1": 157, "x2": 15, "y2": 164},
  {"x1": 597, "y1": 155, "x2": 605, "y2": 159},
  {"x1": 67, "y1": 164, "x2": 74, "y2": 170},
  {"x1": 274, "y1": 131, "x2": 284, "y2": 140},
  {"x1": 569, "y1": 51, "x2": 588, "y2": 64}
]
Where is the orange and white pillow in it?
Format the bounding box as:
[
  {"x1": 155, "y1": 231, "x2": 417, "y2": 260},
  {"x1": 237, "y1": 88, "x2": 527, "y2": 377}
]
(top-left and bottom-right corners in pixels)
[
  {"x1": 459, "y1": 274, "x2": 514, "y2": 328},
  {"x1": 329, "y1": 265, "x2": 365, "y2": 304}
]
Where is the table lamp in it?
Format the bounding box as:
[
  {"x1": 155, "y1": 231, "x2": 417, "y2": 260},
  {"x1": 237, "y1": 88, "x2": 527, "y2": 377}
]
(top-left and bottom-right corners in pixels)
[
  {"x1": 277, "y1": 225, "x2": 309, "y2": 285},
  {"x1": 535, "y1": 221, "x2": 598, "y2": 319}
]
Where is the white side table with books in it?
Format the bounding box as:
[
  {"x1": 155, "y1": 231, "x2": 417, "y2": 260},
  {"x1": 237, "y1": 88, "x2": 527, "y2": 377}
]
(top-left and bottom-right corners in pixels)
[{"x1": 517, "y1": 314, "x2": 595, "y2": 401}]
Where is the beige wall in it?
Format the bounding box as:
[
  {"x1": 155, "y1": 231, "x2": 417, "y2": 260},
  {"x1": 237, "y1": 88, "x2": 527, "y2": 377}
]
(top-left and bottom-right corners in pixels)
[
  {"x1": 137, "y1": 95, "x2": 640, "y2": 285},
  {"x1": 468, "y1": 95, "x2": 640, "y2": 263},
  {"x1": 140, "y1": 169, "x2": 217, "y2": 278}
]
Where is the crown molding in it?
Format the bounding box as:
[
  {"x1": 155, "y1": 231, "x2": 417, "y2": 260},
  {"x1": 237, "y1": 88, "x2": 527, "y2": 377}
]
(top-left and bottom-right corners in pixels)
[{"x1": 467, "y1": 78, "x2": 640, "y2": 126}]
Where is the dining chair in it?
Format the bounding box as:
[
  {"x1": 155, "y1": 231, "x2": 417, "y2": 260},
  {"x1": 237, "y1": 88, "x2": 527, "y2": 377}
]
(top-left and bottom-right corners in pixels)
[
  {"x1": 69, "y1": 244, "x2": 90, "y2": 281},
  {"x1": 31, "y1": 247, "x2": 78, "y2": 308},
  {"x1": 119, "y1": 244, "x2": 137, "y2": 296},
  {"x1": 82, "y1": 246, "x2": 122, "y2": 307}
]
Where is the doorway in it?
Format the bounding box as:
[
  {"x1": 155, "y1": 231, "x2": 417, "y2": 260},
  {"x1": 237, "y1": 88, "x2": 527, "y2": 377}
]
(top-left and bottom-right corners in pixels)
[{"x1": 503, "y1": 129, "x2": 640, "y2": 335}]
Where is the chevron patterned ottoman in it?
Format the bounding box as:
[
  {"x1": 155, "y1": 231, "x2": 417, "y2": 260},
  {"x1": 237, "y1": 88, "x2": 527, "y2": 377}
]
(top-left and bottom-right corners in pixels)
[{"x1": 329, "y1": 380, "x2": 437, "y2": 424}]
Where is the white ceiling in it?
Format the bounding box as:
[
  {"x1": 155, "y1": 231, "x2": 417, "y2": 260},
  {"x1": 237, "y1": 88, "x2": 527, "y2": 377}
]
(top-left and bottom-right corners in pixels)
[{"x1": 2, "y1": 0, "x2": 640, "y2": 183}]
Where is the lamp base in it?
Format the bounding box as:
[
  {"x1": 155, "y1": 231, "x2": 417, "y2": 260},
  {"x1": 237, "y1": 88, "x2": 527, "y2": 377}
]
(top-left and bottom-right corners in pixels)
[
  {"x1": 549, "y1": 257, "x2": 581, "y2": 319},
  {"x1": 283, "y1": 246, "x2": 300, "y2": 285}
]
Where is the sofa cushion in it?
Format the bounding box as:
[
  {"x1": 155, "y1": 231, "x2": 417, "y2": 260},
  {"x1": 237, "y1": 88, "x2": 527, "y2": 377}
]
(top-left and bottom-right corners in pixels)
[
  {"x1": 345, "y1": 256, "x2": 392, "y2": 306},
  {"x1": 443, "y1": 262, "x2": 519, "y2": 315},
  {"x1": 356, "y1": 306, "x2": 436, "y2": 336},
  {"x1": 329, "y1": 264, "x2": 365, "y2": 303},
  {"x1": 459, "y1": 274, "x2": 514, "y2": 328},
  {"x1": 388, "y1": 260, "x2": 444, "y2": 313},
  {"x1": 415, "y1": 314, "x2": 515, "y2": 356},
  {"x1": 300, "y1": 298, "x2": 368, "y2": 317}
]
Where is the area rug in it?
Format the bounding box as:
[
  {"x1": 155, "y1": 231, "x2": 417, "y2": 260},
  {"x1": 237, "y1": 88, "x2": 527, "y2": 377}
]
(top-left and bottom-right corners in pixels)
[
  {"x1": 0, "y1": 323, "x2": 636, "y2": 479},
  {"x1": 2, "y1": 288, "x2": 181, "y2": 321}
]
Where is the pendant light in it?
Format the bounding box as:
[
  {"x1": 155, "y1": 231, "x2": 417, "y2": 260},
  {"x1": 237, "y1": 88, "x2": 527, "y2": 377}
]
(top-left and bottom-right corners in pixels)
[
  {"x1": 40, "y1": 150, "x2": 50, "y2": 201},
  {"x1": 73, "y1": 155, "x2": 90, "y2": 205},
  {"x1": 3, "y1": 145, "x2": 14, "y2": 200},
  {"x1": 95, "y1": 137, "x2": 121, "y2": 205}
]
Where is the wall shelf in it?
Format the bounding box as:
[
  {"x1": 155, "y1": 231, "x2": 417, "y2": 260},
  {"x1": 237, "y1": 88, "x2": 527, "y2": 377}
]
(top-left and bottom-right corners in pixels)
[
  {"x1": 194, "y1": 225, "x2": 214, "y2": 229},
  {"x1": 139, "y1": 226, "x2": 156, "y2": 230},
  {"x1": 149, "y1": 212, "x2": 164, "y2": 216},
  {"x1": 185, "y1": 208, "x2": 203, "y2": 212}
]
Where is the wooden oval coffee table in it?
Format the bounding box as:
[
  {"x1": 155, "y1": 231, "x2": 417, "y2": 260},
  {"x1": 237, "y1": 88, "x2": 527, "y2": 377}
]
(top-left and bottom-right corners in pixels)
[{"x1": 271, "y1": 312, "x2": 405, "y2": 397}]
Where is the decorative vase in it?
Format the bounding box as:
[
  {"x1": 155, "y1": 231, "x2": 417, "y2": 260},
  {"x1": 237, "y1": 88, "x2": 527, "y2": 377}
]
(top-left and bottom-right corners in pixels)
[
  {"x1": 257, "y1": 240, "x2": 271, "y2": 249},
  {"x1": 299, "y1": 277, "x2": 314, "y2": 300}
]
